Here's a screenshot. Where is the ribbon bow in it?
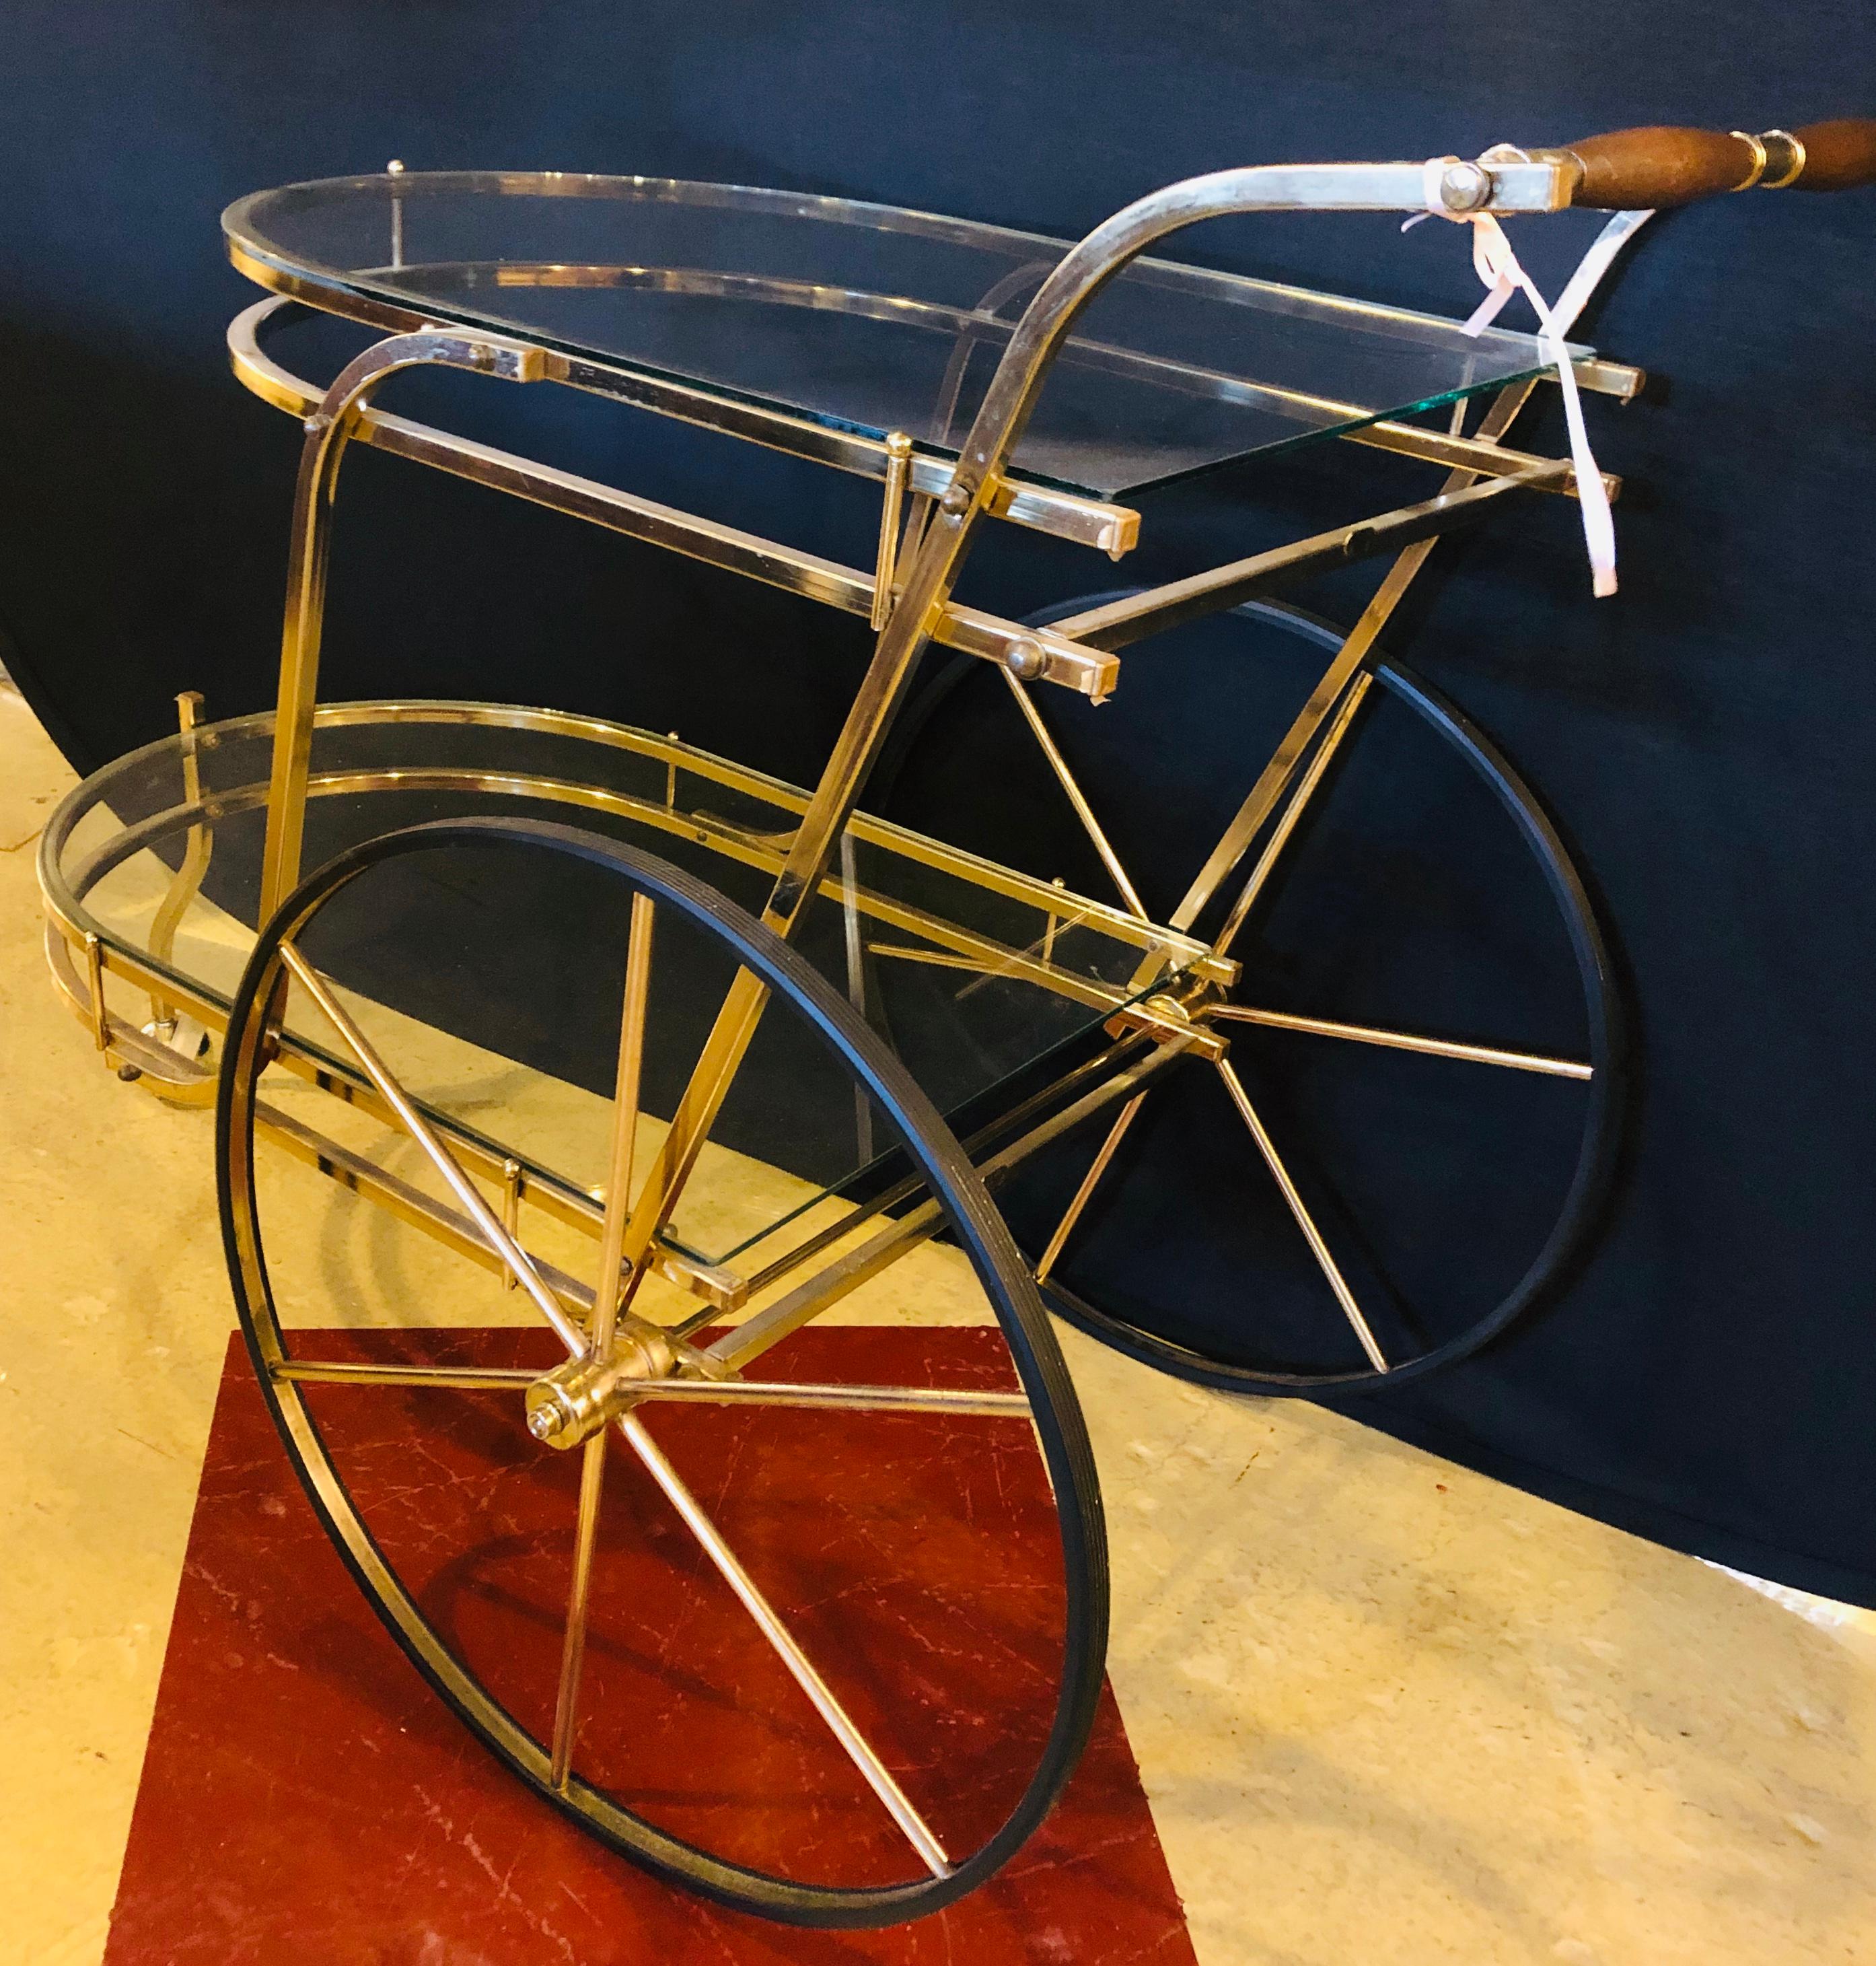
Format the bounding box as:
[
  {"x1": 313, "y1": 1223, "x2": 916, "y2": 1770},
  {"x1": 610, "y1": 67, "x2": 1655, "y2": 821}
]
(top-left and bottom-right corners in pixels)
[{"x1": 1410, "y1": 154, "x2": 1622, "y2": 598}]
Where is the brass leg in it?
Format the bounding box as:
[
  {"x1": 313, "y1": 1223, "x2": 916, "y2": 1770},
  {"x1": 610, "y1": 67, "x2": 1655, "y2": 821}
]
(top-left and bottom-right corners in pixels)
[
  {"x1": 602, "y1": 461, "x2": 993, "y2": 1310},
  {"x1": 256, "y1": 329, "x2": 550, "y2": 921},
  {"x1": 256, "y1": 396, "x2": 358, "y2": 922}
]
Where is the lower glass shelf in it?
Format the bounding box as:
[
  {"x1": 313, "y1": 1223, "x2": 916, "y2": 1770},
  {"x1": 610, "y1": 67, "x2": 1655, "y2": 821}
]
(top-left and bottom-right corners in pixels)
[{"x1": 41, "y1": 699, "x2": 1217, "y2": 1274}]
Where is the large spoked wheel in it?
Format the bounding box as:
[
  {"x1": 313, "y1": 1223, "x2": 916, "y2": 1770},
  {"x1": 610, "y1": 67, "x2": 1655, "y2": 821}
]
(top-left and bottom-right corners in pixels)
[
  {"x1": 873, "y1": 595, "x2": 1624, "y2": 1395},
  {"x1": 217, "y1": 816, "x2": 1106, "y2": 1926}
]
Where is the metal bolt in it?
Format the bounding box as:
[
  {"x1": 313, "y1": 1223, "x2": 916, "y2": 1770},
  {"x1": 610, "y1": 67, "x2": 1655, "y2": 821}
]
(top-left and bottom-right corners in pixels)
[
  {"x1": 526, "y1": 1401, "x2": 561, "y2": 1442},
  {"x1": 1439, "y1": 161, "x2": 1493, "y2": 213},
  {"x1": 939, "y1": 483, "x2": 972, "y2": 516},
  {"x1": 1004, "y1": 637, "x2": 1048, "y2": 682}
]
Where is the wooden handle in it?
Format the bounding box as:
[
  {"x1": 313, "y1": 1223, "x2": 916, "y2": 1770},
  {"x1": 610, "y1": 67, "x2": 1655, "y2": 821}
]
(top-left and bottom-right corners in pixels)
[
  {"x1": 1563, "y1": 127, "x2": 1763, "y2": 207},
  {"x1": 1560, "y1": 119, "x2": 1876, "y2": 207},
  {"x1": 1787, "y1": 118, "x2": 1876, "y2": 191}
]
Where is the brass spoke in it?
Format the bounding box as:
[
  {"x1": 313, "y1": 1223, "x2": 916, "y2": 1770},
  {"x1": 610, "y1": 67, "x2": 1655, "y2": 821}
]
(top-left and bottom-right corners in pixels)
[
  {"x1": 589, "y1": 895, "x2": 657, "y2": 1345},
  {"x1": 1001, "y1": 666, "x2": 1149, "y2": 919},
  {"x1": 549, "y1": 892, "x2": 656, "y2": 1788},
  {"x1": 1211, "y1": 1003, "x2": 1592, "y2": 1080},
  {"x1": 276, "y1": 943, "x2": 583, "y2": 1354},
  {"x1": 1035, "y1": 1092, "x2": 1147, "y2": 1284},
  {"x1": 1214, "y1": 1057, "x2": 1389, "y2": 1373},
  {"x1": 549, "y1": 1434, "x2": 609, "y2": 1788},
  {"x1": 273, "y1": 1360, "x2": 538, "y2": 1390},
  {"x1": 620, "y1": 1412, "x2": 951, "y2": 1877},
  {"x1": 631, "y1": 1378, "x2": 1030, "y2": 1418}
]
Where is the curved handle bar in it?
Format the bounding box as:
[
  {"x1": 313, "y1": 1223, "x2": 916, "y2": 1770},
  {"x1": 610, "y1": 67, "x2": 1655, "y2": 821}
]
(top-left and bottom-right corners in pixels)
[{"x1": 1554, "y1": 118, "x2": 1876, "y2": 208}]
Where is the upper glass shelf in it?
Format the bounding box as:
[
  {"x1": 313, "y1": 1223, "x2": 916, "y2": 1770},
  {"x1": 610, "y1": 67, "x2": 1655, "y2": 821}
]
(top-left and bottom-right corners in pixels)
[{"x1": 225, "y1": 172, "x2": 1588, "y2": 501}]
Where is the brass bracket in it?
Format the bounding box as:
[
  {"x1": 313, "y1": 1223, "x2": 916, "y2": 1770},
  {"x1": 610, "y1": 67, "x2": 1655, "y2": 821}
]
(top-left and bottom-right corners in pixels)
[
  {"x1": 871, "y1": 431, "x2": 914, "y2": 631},
  {"x1": 83, "y1": 932, "x2": 110, "y2": 1055},
  {"x1": 1104, "y1": 990, "x2": 1227, "y2": 1061}
]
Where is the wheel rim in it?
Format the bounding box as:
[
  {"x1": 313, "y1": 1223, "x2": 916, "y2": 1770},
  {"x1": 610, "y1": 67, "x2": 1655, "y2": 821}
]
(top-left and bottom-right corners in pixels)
[
  {"x1": 870, "y1": 596, "x2": 1624, "y2": 1395},
  {"x1": 217, "y1": 816, "x2": 1107, "y2": 1926}
]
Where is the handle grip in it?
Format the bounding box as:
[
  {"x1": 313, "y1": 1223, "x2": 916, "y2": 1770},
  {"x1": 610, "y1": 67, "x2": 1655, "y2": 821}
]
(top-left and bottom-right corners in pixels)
[{"x1": 1557, "y1": 118, "x2": 1876, "y2": 208}]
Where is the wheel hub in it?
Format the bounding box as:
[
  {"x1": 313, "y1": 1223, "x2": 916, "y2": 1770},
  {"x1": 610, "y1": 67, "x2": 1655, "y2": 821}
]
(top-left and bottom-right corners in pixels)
[{"x1": 524, "y1": 1319, "x2": 678, "y2": 1449}]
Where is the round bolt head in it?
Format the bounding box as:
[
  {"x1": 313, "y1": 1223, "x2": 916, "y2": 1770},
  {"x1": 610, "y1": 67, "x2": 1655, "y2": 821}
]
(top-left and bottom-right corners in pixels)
[
  {"x1": 1439, "y1": 161, "x2": 1493, "y2": 213},
  {"x1": 1004, "y1": 637, "x2": 1048, "y2": 682},
  {"x1": 939, "y1": 483, "x2": 971, "y2": 516},
  {"x1": 526, "y1": 1401, "x2": 561, "y2": 1442}
]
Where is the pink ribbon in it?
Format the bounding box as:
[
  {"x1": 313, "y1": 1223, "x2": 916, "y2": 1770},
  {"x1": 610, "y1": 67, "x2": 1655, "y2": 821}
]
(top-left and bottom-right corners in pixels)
[{"x1": 1410, "y1": 156, "x2": 1619, "y2": 598}]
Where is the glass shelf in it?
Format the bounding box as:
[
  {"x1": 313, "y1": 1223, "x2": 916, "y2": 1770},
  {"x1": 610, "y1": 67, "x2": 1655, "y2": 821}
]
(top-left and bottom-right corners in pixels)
[
  {"x1": 45, "y1": 704, "x2": 1209, "y2": 1272},
  {"x1": 225, "y1": 172, "x2": 1587, "y2": 500}
]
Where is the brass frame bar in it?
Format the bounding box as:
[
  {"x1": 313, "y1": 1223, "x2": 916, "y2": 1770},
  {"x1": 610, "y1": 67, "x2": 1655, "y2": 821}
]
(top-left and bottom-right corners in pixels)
[
  {"x1": 1342, "y1": 416, "x2": 1622, "y2": 491},
  {"x1": 590, "y1": 894, "x2": 657, "y2": 1349},
  {"x1": 499, "y1": 1158, "x2": 523, "y2": 1293},
  {"x1": 229, "y1": 302, "x2": 1120, "y2": 700},
  {"x1": 715, "y1": 1034, "x2": 1154, "y2": 1314},
  {"x1": 252, "y1": 1097, "x2": 598, "y2": 1312},
  {"x1": 838, "y1": 833, "x2": 875, "y2": 1168},
  {"x1": 705, "y1": 1038, "x2": 1192, "y2": 1375},
  {"x1": 1051, "y1": 461, "x2": 1571, "y2": 654}
]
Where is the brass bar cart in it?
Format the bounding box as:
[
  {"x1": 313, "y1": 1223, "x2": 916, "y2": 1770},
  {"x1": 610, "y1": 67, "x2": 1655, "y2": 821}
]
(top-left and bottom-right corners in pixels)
[{"x1": 38, "y1": 119, "x2": 1876, "y2": 1926}]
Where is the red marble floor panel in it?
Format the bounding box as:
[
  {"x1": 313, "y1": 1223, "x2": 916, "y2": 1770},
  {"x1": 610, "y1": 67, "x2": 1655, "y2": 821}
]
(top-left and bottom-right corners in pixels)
[{"x1": 105, "y1": 1330, "x2": 1196, "y2": 1964}]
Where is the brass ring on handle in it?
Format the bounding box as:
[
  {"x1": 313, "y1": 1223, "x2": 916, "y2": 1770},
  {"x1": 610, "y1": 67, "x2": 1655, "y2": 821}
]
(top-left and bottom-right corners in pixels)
[
  {"x1": 1727, "y1": 131, "x2": 1770, "y2": 191},
  {"x1": 1757, "y1": 129, "x2": 1808, "y2": 190}
]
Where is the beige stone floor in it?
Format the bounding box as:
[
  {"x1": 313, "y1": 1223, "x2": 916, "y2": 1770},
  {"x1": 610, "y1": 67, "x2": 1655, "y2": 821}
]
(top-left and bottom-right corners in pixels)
[{"x1": 3, "y1": 678, "x2": 1873, "y2": 1965}]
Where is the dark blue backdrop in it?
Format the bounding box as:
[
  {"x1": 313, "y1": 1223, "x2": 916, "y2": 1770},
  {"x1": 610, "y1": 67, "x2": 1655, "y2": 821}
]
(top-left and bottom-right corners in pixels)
[{"x1": 3, "y1": 3, "x2": 1873, "y2": 1601}]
